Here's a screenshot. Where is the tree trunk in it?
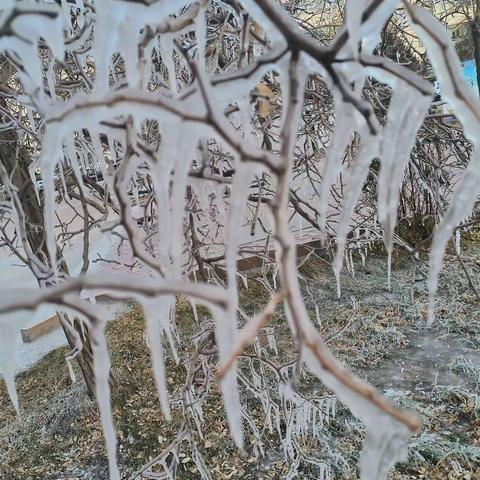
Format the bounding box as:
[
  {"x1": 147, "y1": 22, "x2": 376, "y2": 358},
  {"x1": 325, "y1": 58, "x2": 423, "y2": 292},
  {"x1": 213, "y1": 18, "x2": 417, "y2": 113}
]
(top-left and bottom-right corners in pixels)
[{"x1": 0, "y1": 141, "x2": 98, "y2": 397}]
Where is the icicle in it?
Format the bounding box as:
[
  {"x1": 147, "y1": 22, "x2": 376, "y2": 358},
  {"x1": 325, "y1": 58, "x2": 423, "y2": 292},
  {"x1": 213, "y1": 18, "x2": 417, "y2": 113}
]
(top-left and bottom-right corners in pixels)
[
  {"x1": 264, "y1": 326, "x2": 278, "y2": 354},
  {"x1": 91, "y1": 323, "x2": 120, "y2": 480},
  {"x1": 107, "y1": 135, "x2": 117, "y2": 169},
  {"x1": 46, "y1": 59, "x2": 57, "y2": 101},
  {"x1": 345, "y1": 0, "x2": 366, "y2": 59},
  {"x1": 170, "y1": 129, "x2": 198, "y2": 276},
  {"x1": 314, "y1": 302, "x2": 321, "y2": 327},
  {"x1": 39, "y1": 128, "x2": 63, "y2": 272},
  {"x1": 239, "y1": 272, "x2": 248, "y2": 291},
  {"x1": 89, "y1": 131, "x2": 105, "y2": 169},
  {"x1": 195, "y1": 3, "x2": 207, "y2": 67},
  {"x1": 92, "y1": 1, "x2": 120, "y2": 93},
  {"x1": 190, "y1": 297, "x2": 199, "y2": 324},
  {"x1": 212, "y1": 306, "x2": 244, "y2": 449},
  {"x1": 272, "y1": 264, "x2": 279, "y2": 291},
  {"x1": 142, "y1": 297, "x2": 172, "y2": 420},
  {"x1": 333, "y1": 131, "x2": 378, "y2": 292},
  {"x1": 351, "y1": 295, "x2": 358, "y2": 312},
  {"x1": 66, "y1": 358, "x2": 76, "y2": 384},
  {"x1": 359, "y1": 425, "x2": 410, "y2": 480},
  {"x1": 0, "y1": 311, "x2": 29, "y2": 413},
  {"x1": 28, "y1": 162, "x2": 41, "y2": 205},
  {"x1": 250, "y1": 358, "x2": 262, "y2": 390},
  {"x1": 318, "y1": 97, "x2": 356, "y2": 230},
  {"x1": 141, "y1": 40, "x2": 155, "y2": 90},
  {"x1": 335, "y1": 269, "x2": 341, "y2": 299},
  {"x1": 163, "y1": 302, "x2": 180, "y2": 364},
  {"x1": 360, "y1": 248, "x2": 366, "y2": 267},
  {"x1": 61, "y1": 0, "x2": 72, "y2": 33},
  {"x1": 331, "y1": 397, "x2": 336, "y2": 418},
  {"x1": 225, "y1": 162, "x2": 251, "y2": 290},
  {"x1": 407, "y1": 4, "x2": 480, "y2": 322},
  {"x1": 122, "y1": 19, "x2": 141, "y2": 88},
  {"x1": 377, "y1": 82, "x2": 431, "y2": 252},
  {"x1": 387, "y1": 249, "x2": 392, "y2": 291}
]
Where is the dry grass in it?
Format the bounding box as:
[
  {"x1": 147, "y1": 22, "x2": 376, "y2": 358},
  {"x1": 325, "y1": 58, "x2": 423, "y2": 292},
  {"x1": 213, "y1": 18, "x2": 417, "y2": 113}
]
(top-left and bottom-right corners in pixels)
[{"x1": 1, "y1": 239, "x2": 480, "y2": 479}]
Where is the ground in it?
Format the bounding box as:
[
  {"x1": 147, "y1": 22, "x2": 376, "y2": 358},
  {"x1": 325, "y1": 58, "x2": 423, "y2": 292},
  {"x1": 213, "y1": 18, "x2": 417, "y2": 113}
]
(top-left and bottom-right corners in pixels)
[{"x1": 1, "y1": 238, "x2": 480, "y2": 479}]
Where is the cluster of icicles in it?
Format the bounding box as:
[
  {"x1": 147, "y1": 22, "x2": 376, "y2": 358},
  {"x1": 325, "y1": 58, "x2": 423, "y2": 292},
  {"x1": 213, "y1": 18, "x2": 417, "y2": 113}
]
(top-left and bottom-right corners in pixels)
[
  {"x1": 1, "y1": 1, "x2": 480, "y2": 479},
  {"x1": 147, "y1": 335, "x2": 338, "y2": 479}
]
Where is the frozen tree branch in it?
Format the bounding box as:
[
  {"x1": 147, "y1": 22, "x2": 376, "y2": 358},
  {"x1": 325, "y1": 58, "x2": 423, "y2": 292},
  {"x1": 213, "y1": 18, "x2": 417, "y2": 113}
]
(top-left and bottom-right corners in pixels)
[{"x1": 0, "y1": 0, "x2": 479, "y2": 478}]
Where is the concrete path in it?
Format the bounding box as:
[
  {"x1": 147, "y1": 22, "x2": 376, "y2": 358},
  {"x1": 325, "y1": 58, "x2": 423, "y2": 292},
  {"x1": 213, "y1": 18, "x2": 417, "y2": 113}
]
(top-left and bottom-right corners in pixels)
[{"x1": 13, "y1": 297, "x2": 130, "y2": 374}]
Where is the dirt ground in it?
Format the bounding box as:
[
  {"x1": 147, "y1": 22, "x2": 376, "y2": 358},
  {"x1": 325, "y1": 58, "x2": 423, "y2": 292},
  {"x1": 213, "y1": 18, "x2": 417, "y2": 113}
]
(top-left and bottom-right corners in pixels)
[{"x1": 1, "y1": 238, "x2": 480, "y2": 479}]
